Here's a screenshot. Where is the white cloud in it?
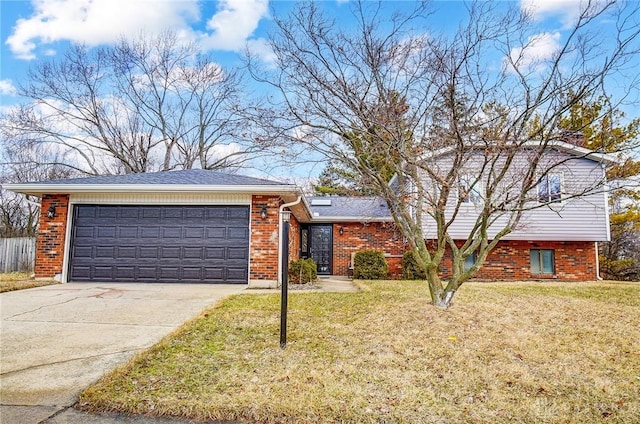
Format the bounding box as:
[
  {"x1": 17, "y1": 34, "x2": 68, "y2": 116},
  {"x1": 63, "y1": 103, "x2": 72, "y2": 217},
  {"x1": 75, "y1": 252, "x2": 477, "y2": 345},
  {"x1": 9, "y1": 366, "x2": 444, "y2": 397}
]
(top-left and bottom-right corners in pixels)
[
  {"x1": 200, "y1": 0, "x2": 269, "y2": 51},
  {"x1": 0, "y1": 79, "x2": 18, "y2": 96},
  {"x1": 506, "y1": 32, "x2": 561, "y2": 73},
  {"x1": 520, "y1": 0, "x2": 606, "y2": 27},
  {"x1": 246, "y1": 38, "x2": 276, "y2": 67},
  {"x1": 6, "y1": 0, "x2": 200, "y2": 60}
]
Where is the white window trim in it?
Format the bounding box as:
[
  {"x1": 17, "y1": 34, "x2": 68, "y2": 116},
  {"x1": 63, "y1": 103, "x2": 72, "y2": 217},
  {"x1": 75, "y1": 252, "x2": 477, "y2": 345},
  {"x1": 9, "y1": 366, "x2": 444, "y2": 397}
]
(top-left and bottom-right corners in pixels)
[
  {"x1": 459, "y1": 174, "x2": 483, "y2": 205},
  {"x1": 537, "y1": 172, "x2": 564, "y2": 204}
]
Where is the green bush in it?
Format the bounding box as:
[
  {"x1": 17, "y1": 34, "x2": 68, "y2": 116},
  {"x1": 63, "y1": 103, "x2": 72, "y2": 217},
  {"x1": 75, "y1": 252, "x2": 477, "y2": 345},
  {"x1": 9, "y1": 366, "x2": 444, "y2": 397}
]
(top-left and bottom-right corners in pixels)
[
  {"x1": 402, "y1": 251, "x2": 427, "y2": 280},
  {"x1": 353, "y1": 250, "x2": 388, "y2": 280},
  {"x1": 288, "y1": 258, "x2": 317, "y2": 284}
]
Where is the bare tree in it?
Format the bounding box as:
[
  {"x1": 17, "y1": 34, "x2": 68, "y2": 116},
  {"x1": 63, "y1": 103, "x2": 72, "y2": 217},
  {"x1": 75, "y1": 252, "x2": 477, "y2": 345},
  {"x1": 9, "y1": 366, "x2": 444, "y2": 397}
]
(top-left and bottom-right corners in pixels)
[
  {"x1": 250, "y1": 0, "x2": 640, "y2": 308},
  {"x1": 0, "y1": 133, "x2": 74, "y2": 237},
  {"x1": 0, "y1": 30, "x2": 265, "y2": 176}
]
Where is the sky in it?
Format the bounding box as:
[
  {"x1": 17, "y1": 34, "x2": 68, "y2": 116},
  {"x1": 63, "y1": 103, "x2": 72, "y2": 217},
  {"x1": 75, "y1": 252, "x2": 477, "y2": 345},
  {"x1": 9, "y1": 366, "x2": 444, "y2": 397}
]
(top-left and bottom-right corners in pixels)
[
  {"x1": 1, "y1": 0, "x2": 607, "y2": 109},
  {"x1": 0, "y1": 0, "x2": 637, "y2": 178}
]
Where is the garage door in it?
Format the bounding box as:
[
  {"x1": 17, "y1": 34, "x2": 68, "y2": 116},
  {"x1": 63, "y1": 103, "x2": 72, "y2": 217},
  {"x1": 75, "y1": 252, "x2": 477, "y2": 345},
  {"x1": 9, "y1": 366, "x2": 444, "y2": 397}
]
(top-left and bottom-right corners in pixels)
[{"x1": 68, "y1": 205, "x2": 249, "y2": 284}]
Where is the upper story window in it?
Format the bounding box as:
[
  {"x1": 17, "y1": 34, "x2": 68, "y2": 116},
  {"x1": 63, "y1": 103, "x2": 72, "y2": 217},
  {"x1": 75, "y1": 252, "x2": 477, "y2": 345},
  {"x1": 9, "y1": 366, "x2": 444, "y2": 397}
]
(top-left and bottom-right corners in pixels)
[
  {"x1": 538, "y1": 173, "x2": 562, "y2": 203},
  {"x1": 459, "y1": 175, "x2": 483, "y2": 204}
]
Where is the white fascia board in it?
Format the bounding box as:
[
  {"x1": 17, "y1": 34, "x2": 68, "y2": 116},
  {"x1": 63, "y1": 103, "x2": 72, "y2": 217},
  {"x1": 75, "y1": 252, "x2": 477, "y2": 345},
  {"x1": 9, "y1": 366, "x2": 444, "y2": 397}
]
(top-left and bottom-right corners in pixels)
[
  {"x1": 416, "y1": 140, "x2": 621, "y2": 165},
  {"x1": 522, "y1": 140, "x2": 621, "y2": 165},
  {"x1": 2, "y1": 183, "x2": 301, "y2": 196}
]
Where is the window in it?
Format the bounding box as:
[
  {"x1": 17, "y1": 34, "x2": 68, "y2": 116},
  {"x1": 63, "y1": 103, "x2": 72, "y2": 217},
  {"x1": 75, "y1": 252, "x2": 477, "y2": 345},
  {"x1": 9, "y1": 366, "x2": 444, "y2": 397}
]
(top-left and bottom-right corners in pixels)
[
  {"x1": 460, "y1": 175, "x2": 482, "y2": 204},
  {"x1": 538, "y1": 174, "x2": 562, "y2": 203},
  {"x1": 530, "y1": 249, "x2": 555, "y2": 274},
  {"x1": 464, "y1": 251, "x2": 477, "y2": 272}
]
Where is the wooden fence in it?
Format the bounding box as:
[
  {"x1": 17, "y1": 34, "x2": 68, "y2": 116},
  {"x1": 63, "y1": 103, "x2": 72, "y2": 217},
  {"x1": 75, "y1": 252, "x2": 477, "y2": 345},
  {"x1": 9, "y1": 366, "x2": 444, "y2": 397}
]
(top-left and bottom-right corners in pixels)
[{"x1": 0, "y1": 237, "x2": 36, "y2": 273}]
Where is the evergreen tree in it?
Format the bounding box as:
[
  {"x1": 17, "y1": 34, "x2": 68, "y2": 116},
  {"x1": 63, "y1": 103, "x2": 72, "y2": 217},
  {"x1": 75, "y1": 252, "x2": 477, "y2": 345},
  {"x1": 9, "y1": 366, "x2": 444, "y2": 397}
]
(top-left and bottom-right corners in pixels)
[{"x1": 558, "y1": 97, "x2": 640, "y2": 279}]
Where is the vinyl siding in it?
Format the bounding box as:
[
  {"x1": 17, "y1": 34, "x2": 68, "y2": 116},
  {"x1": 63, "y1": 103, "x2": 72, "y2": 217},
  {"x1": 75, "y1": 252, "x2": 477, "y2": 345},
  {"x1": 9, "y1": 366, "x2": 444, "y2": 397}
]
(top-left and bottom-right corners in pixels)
[{"x1": 420, "y1": 150, "x2": 610, "y2": 241}]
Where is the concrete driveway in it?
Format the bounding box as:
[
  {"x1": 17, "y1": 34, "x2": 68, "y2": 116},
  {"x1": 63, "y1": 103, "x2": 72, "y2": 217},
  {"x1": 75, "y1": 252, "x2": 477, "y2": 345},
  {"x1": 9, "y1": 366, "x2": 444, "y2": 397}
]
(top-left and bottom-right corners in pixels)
[{"x1": 0, "y1": 283, "x2": 246, "y2": 423}]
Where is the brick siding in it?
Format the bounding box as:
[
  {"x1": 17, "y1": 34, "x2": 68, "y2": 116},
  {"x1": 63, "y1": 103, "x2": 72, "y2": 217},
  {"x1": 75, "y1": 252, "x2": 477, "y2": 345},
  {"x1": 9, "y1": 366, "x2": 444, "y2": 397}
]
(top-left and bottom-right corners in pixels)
[
  {"x1": 288, "y1": 215, "x2": 300, "y2": 263},
  {"x1": 330, "y1": 226, "x2": 597, "y2": 281},
  {"x1": 332, "y1": 222, "x2": 405, "y2": 277},
  {"x1": 435, "y1": 240, "x2": 597, "y2": 281},
  {"x1": 35, "y1": 194, "x2": 69, "y2": 278},
  {"x1": 249, "y1": 195, "x2": 283, "y2": 285}
]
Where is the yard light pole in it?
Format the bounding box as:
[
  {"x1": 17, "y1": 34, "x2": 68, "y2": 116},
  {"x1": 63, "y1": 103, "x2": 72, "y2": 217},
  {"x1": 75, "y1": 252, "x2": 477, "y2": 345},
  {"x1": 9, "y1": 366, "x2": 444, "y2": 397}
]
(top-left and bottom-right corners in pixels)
[{"x1": 280, "y1": 210, "x2": 291, "y2": 349}]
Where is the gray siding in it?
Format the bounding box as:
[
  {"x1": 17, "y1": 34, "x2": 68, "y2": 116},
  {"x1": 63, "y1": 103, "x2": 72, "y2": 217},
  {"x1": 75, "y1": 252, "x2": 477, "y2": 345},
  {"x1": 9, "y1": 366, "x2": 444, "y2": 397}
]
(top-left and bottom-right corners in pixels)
[{"x1": 420, "y1": 151, "x2": 610, "y2": 241}]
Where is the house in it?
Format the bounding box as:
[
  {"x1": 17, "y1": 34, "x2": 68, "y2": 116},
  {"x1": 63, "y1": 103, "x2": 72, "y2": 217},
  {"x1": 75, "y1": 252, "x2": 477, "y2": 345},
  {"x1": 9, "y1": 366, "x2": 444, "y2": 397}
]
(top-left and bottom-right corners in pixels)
[{"x1": 3, "y1": 141, "x2": 617, "y2": 286}]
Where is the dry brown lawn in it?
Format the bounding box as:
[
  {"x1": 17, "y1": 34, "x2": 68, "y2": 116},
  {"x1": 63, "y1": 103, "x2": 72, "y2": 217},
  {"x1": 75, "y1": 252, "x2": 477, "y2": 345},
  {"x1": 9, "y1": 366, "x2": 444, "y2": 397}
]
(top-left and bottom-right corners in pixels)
[
  {"x1": 0, "y1": 272, "x2": 57, "y2": 292},
  {"x1": 79, "y1": 280, "x2": 640, "y2": 423}
]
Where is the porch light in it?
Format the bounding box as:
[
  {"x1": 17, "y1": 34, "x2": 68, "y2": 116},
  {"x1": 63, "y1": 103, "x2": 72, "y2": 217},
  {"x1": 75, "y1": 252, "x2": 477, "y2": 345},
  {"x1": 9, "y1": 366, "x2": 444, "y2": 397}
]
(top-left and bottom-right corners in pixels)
[
  {"x1": 46, "y1": 205, "x2": 56, "y2": 219},
  {"x1": 339, "y1": 226, "x2": 344, "y2": 235},
  {"x1": 281, "y1": 210, "x2": 291, "y2": 222},
  {"x1": 260, "y1": 205, "x2": 268, "y2": 220}
]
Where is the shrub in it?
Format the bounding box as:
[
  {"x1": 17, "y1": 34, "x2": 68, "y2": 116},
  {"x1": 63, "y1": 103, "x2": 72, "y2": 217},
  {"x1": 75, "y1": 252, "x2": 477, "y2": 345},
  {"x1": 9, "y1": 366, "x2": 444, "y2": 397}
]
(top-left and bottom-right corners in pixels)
[
  {"x1": 402, "y1": 251, "x2": 427, "y2": 280},
  {"x1": 288, "y1": 258, "x2": 317, "y2": 284},
  {"x1": 353, "y1": 250, "x2": 388, "y2": 280}
]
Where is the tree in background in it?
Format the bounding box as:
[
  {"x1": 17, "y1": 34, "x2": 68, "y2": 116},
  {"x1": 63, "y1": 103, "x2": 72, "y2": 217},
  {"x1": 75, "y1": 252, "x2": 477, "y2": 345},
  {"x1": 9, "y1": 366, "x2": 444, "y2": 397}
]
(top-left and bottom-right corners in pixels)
[
  {"x1": 557, "y1": 97, "x2": 640, "y2": 280},
  {"x1": 313, "y1": 162, "x2": 365, "y2": 196},
  {"x1": 251, "y1": 0, "x2": 640, "y2": 308},
  {"x1": 0, "y1": 30, "x2": 267, "y2": 176},
  {"x1": 0, "y1": 134, "x2": 73, "y2": 236},
  {"x1": 600, "y1": 187, "x2": 640, "y2": 280},
  {"x1": 314, "y1": 92, "x2": 411, "y2": 196}
]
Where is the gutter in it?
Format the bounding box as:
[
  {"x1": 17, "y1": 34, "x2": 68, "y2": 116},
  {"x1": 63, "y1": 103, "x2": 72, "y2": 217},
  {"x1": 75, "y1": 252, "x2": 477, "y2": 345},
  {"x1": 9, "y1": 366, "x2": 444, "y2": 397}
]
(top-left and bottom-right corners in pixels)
[
  {"x1": 278, "y1": 196, "x2": 303, "y2": 287},
  {"x1": 307, "y1": 215, "x2": 394, "y2": 223}
]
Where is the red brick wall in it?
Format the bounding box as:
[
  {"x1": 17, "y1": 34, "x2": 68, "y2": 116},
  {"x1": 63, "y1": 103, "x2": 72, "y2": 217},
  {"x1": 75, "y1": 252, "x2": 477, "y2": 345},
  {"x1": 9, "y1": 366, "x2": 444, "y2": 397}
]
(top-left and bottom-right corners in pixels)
[
  {"x1": 333, "y1": 222, "x2": 405, "y2": 277},
  {"x1": 249, "y1": 195, "x2": 282, "y2": 284},
  {"x1": 288, "y1": 215, "x2": 300, "y2": 263},
  {"x1": 35, "y1": 194, "x2": 69, "y2": 278},
  {"x1": 436, "y1": 240, "x2": 597, "y2": 281}
]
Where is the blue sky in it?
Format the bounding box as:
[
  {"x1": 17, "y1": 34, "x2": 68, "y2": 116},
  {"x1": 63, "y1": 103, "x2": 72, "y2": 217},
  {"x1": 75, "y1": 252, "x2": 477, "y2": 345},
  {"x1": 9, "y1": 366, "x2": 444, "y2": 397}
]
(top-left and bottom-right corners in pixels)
[
  {"x1": 0, "y1": 0, "x2": 637, "y2": 178},
  {"x1": 1, "y1": 0, "x2": 597, "y2": 108}
]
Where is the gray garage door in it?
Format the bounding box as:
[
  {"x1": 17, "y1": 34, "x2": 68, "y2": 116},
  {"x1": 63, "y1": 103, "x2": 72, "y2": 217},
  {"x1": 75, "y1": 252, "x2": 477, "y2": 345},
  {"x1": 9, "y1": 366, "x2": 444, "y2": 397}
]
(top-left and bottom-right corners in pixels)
[{"x1": 68, "y1": 205, "x2": 249, "y2": 284}]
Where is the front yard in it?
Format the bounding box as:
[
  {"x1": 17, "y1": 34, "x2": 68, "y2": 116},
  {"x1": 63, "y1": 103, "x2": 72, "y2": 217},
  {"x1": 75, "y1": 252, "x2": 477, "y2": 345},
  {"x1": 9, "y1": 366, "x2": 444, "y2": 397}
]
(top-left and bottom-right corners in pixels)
[
  {"x1": 0, "y1": 272, "x2": 57, "y2": 292},
  {"x1": 79, "y1": 280, "x2": 639, "y2": 423}
]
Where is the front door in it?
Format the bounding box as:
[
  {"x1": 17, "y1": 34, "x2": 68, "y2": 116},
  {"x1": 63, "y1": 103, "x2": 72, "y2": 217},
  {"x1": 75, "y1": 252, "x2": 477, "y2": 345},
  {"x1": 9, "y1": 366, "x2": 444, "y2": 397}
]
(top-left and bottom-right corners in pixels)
[{"x1": 304, "y1": 225, "x2": 333, "y2": 275}]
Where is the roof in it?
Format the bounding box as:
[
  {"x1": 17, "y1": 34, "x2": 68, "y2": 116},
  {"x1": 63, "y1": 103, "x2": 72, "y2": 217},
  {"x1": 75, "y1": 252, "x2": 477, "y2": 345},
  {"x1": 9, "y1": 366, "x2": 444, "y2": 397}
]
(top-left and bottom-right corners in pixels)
[
  {"x1": 3, "y1": 169, "x2": 299, "y2": 196},
  {"x1": 26, "y1": 169, "x2": 289, "y2": 186},
  {"x1": 306, "y1": 196, "x2": 392, "y2": 222}
]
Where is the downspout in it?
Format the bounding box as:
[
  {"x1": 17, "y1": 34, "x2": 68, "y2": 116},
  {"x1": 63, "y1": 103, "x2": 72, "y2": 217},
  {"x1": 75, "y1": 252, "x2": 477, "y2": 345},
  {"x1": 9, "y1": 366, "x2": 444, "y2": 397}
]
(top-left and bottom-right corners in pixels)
[
  {"x1": 278, "y1": 196, "x2": 303, "y2": 287},
  {"x1": 595, "y1": 241, "x2": 603, "y2": 280}
]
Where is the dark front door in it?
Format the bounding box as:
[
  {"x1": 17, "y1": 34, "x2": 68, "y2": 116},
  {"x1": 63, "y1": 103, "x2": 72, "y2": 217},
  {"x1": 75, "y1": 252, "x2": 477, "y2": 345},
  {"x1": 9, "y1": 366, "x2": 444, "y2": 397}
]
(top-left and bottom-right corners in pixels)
[
  {"x1": 68, "y1": 205, "x2": 249, "y2": 284},
  {"x1": 308, "y1": 225, "x2": 333, "y2": 275}
]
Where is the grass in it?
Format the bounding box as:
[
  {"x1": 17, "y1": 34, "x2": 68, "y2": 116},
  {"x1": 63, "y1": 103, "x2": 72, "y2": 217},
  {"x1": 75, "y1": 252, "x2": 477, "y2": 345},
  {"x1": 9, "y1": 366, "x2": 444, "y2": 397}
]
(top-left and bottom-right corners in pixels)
[
  {"x1": 0, "y1": 272, "x2": 57, "y2": 292},
  {"x1": 79, "y1": 280, "x2": 640, "y2": 423}
]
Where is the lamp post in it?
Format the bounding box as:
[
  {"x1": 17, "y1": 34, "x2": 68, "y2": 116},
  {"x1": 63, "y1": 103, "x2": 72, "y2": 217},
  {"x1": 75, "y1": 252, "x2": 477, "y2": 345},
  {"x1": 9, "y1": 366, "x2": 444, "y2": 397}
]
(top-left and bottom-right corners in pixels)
[{"x1": 280, "y1": 210, "x2": 291, "y2": 349}]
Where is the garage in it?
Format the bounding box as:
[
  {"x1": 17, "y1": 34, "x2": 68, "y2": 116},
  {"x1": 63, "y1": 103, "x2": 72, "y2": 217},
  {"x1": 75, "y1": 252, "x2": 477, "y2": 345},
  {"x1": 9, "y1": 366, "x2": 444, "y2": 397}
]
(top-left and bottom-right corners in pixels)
[{"x1": 68, "y1": 205, "x2": 250, "y2": 284}]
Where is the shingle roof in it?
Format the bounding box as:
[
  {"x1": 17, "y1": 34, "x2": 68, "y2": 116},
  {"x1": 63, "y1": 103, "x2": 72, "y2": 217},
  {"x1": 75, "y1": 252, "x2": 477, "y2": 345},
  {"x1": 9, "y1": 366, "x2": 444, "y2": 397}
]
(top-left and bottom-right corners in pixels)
[
  {"x1": 32, "y1": 169, "x2": 292, "y2": 186},
  {"x1": 307, "y1": 196, "x2": 392, "y2": 220}
]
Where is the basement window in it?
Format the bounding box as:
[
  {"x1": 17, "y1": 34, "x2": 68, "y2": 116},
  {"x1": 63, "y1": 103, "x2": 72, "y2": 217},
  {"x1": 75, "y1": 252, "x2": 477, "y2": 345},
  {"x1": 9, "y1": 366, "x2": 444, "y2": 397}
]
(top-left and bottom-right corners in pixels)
[
  {"x1": 530, "y1": 249, "x2": 555, "y2": 274},
  {"x1": 464, "y1": 251, "x2": 477, "y2": 272}
]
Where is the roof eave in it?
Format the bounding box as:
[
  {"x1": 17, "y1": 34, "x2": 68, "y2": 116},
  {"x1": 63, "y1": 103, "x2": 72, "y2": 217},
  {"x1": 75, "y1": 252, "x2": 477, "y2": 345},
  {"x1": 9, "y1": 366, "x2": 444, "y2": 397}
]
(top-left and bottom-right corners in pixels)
[
  {"x1": 308, "y1": 215, "x2": 394, "y2": 223},
  {"x1": 2, "y1": 183, "x2": 301, "y2": 196}
]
